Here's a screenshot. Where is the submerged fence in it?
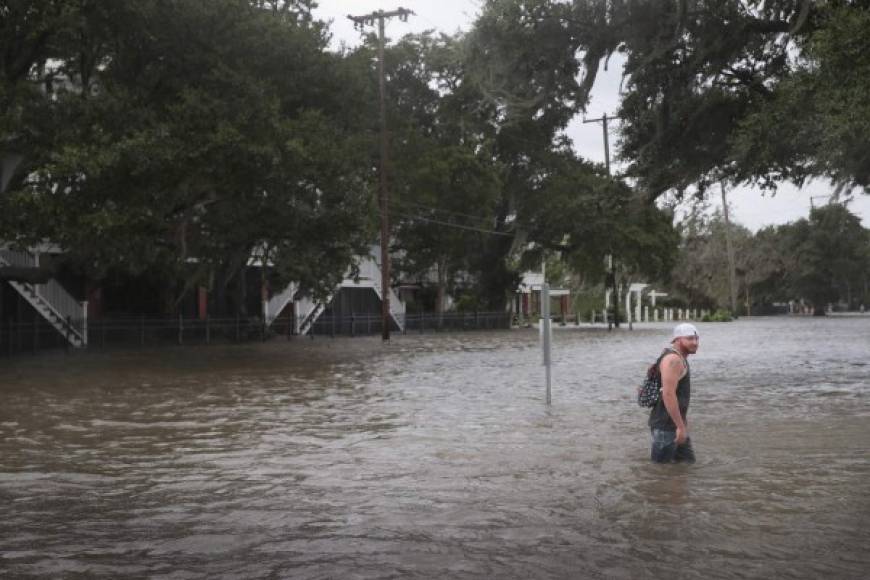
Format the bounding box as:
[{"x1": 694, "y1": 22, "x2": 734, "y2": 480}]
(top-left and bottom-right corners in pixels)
[
  {"x1": 0, "y1": 311, "x2": 512, "y2": 356},
  {"x1": 308, "y1": 311, "x2": 511, "y2": 336},
  {"x1": 1, "y1": 316, "x2": 84, "y2": 357}
]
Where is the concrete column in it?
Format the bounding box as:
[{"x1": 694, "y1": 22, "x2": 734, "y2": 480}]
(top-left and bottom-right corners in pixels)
[{"x1": 635, "y1": 294, "x2": 642, "y2": 324}]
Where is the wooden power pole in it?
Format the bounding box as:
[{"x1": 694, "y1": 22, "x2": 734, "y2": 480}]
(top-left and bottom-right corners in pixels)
[
  {"x1": 584, "y1": 113, "x2": 620, "y2": 328},
  {"x1": 348, "y1": 8, "x2": 413, "y2": 341},
  {"x1": 583, "y1": 112, "x2": 612, "y2": 177},
  {"x1": 721, "y1": 183, "x2": 738, "y2": 316}
]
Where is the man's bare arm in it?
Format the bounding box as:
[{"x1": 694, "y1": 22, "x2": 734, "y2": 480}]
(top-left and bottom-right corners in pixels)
[{"x1": 660, "y1": 353, "x2": 687, "y2": 441}]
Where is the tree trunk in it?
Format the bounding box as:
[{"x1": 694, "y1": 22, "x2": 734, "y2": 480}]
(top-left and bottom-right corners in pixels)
[
  {"x1": 236, "y1": 266, "x2": 248, "y2": 317},
  {"x1": 260, "y1": 248, "x2": 270, "y2": 323},
  {"x1": 214, "y1": 265, "x2": 229, "y2": 317},
  {"x1": 436, "y1": 260, "x2": 446, "y2": 329},
  {"x1": 864, "y1": 276, "x2": 868, "y2": 307},
  {"x1": 216, "y1": 253, "x2": 248, "y2": 316},
  {"x1": 721, "y1": 184, "x2": 738, "y2": 315},
  {"x1": 863, "y1": 276, "x2": 868, "y2": 309},
  {"x1": 160, "y1": 282, "x2": 176, "y2": 316}
]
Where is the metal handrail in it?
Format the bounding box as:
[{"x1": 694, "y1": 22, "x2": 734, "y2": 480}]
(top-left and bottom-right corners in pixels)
[
  {"x1": 298, "y1": 302, "x2": 325, "y2": 335},
  {"x1": 357, "y1": 256, "x2": 406, "y2": 324},
  {"x1": 265, "y1": 282, "x2": 297, "y2": 325},
  {"x1": 0, "y1": 247, "x2": 87, "y2": 341},
  {"x1": 0, "y1": 247, "x2": 36, "y2": 268},
  {"x1": 35, "y1": 278, "x2": 86, "y2": 336}
]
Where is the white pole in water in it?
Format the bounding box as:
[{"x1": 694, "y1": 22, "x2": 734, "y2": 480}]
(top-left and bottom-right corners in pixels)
[{"x1": 541, "y1": 282, "x2": 552, "y2": 405}]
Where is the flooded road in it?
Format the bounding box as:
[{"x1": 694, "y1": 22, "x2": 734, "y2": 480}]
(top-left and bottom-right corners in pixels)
[{"x1": 1, "y1": 317, "x2": 868, "y2": 579}]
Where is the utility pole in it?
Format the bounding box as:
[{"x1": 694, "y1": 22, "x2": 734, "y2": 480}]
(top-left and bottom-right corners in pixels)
[
  {"x1": 720, "y1": 183, "x2": 738, "y2": 316},
  {"x1": 583, "y1": 112, "x2": 612, "y2": 176},
  {"x1": 584, "y1": 113, "x2": 619, "y2": 328},
  {"x1": 348, "y1": 8, "x2": 413, "y2": 341}
]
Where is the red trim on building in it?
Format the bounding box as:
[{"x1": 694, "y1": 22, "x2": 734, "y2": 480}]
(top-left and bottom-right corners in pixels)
[{"x1": 197, "y1": 287, "x2": 208, "y2": 320}]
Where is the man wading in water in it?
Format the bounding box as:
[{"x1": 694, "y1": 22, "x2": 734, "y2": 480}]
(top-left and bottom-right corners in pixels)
[{"x1": 649, "y1": 323, "x2": 699, "y2": 463}]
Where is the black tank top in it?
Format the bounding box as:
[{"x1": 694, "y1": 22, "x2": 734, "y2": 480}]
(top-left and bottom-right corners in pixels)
[{"x1": 648, "y1": 348, "x2": 691, "y2": 431}]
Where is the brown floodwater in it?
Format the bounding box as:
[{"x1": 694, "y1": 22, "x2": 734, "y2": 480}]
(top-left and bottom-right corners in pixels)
[{"x1": 1, "y1": 316, "x2": 868, "y2": 579}]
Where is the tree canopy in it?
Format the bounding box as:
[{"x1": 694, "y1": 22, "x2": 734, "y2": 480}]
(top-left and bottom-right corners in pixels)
[
  {"x1": 379, "y1": 30, "x2": 679, "y2": 309},
  {"x1": 467, "y1": 0, "x2": 870, "y2": 198},
  {"x1": 3, "y1": 0, "x2": 866, "y2": 318},
  {"x1": 667, "y1": 201, "x2": 870, "y2": 315},
  {"x1": 1, "y1": 0, "x2": 373, "y2": 311}
]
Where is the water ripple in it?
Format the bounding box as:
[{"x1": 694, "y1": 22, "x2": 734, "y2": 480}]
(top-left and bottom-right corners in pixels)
[{"x1": 1, "y1": 317, "x2": 868, "y2": 578}]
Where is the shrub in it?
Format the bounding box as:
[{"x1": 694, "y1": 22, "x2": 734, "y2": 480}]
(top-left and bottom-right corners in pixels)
[{"x1": 701, "y1": 309, "x2": 733, "y2": 322}]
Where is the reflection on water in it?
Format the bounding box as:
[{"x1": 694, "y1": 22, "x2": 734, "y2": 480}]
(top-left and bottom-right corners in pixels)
[{"x1": 1, "y1": 317, "x2": 868, "y2": 579}]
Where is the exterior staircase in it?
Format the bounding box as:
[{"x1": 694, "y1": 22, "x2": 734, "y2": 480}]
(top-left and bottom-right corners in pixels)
[
  {"x1": 291, "y1": 253, "x2": 405, "y2": 336},
  {"x1": 356, "y1": 255, "x2": 405, "y2": 331},
  {"x1": 264, "y1": 281, "x2": 297, "y2": 327},
  {"x1": 0, "y1": 247, "x2": 88, "y2": 347},
  {"x1": 296, "y1": 294, "x2": 331, "y2": 336}
]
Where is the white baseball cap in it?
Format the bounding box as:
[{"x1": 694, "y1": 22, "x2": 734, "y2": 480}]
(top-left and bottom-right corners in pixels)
[{"x1": 672, "y1": 323, "x2": 699, "y2": 341}]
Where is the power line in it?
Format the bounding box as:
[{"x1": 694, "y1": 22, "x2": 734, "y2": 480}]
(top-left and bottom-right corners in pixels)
[
  {"x1": 388, "y1": 209, "x2": 515, "y2": 237},
  {"x1": 414, "y1": 11, "x2": 442, "y2": 33},
  {"x1": 391, "y1": 199, "x2": 497, "y2": 225}
]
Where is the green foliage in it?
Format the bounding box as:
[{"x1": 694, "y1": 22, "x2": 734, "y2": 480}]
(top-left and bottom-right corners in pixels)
[
  {"x1": 670, "y1": 201, "x2": 870, "y2": 315},
  {"x1": 459, "y1": 0, "x2": 870, "y2": 314},
  {"x1": 516, "y1": 147, "x2": 679, "y2": 283},
  {"x1": 571, "y1": 286, "x2": 606, "y2": 319},
  {"x1": 464, "y1": 0, "x2": 586, "y2": 129},
  {"x1": 1, "y1": 0, "x2": 372, "y2": 310},
  {"x1": 1, "y1": 2, "x2": 701, "y2": 319},
  {"x1": 784, "y1": 204, "x2": 869, "y2": 314},
  {"x1": 469, "y1": 1, "x2": 870, "y2": 198},
  {"x1": 732, "y1": 5, "x2": 870, "y2": 189},
  {"x1": 617, "y1": 0, "x2": 870, "y2": 194},
  {"x1": 669, "y1": 200, "x2": 753, "y2": 310},
  {"x1": 701, "y1": 309, "x2": 733, "y2": 322},
  {"x1": 377, "y1": 33, "x2": 507, "y2": 311}
]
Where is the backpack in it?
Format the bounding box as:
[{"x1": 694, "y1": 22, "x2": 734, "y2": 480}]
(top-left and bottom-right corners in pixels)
[
  {"x1": 636, "y1": 348, "x2": 680, "y2": 408},
  {"x1": 637, "y1": 360, "x2": 662, "y2": 408}
]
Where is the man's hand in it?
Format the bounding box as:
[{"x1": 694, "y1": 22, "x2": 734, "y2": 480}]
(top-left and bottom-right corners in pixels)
[{"x1": 676, "y1": 425, "x2": 688, "y2": 445}]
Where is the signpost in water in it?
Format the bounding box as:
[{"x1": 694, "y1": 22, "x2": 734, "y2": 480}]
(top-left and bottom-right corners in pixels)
[{"x1": 541, "y1": 282, "x2": 552, "y2": 405}]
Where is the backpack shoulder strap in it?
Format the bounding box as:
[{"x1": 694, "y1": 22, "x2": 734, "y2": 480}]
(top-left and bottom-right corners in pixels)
[{"x1": 659, "y1": 347, "x2": 687, "y2": 377}]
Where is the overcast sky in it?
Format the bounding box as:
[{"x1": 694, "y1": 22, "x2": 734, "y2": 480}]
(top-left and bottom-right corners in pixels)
[{"x1": 313, "y1": 1, "x2": 870, "y2": 231}]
